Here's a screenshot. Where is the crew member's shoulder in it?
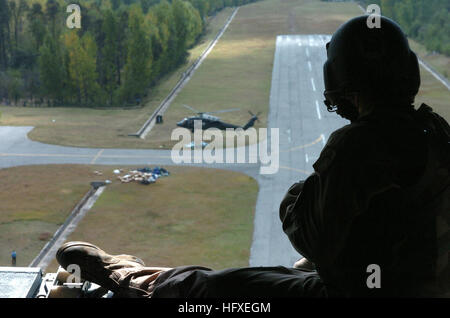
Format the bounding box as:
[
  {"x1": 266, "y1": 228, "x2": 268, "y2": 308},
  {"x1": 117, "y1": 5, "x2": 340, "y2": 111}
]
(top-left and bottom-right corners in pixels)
[
  {"x1": 326, "y1": 121, "x2": 376, "y2": 151},
  {"x1": 313, "y1": 122, "x2": 376, "y2": 173}
]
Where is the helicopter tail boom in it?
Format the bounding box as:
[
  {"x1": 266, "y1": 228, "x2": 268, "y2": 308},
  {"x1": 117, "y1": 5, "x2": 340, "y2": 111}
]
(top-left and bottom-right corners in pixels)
[{"x1": 242, "y1": 116, "x2": 258, "y2": 130}]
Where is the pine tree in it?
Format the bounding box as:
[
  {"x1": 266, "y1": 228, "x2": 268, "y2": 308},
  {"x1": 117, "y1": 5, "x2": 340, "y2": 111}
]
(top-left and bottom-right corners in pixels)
[
  {"x1": 154, "y1": 1, "x2": 177, "y2": 73},
  {"x1": 110, "y1": 0, "x2": 120, "y2": 10},
  {"x1": 120, "y1": 7, "x2": 152, "y2": 104},
  {"x1": 6, "y1": 69, "x2": 23, "y2": 105},
  {"x1": 101, "y1": 10, "x2": 119, "y2": 105},
  {"x1": 9, "y1": 0, "x2": 28, "y2": 59},
  {"x1": 172, "y1": 0, "x2": 190, "y2": 64},
  {"x1": 28, "y1": 3, "x2": 46, "y2": 51},
  {"x1": 81, "y1": 33, "x2": 100, "y2": 105},
  {"x1": 65, "y1": 32, "x2": 100, "y2": 106},
  {"x1": 38, "y1": 34, "x2": 65, "y2": 103},
  {"x1": 185, "y1": 1, "x2": 203, "y2": 48},
  {"x1": 146, "y1": 10, "x2": 163, "y2": 83},
  {"x1": 0, "y1": 0, "x2": 10, "y2": 70},
  {"x1": 45, "y1": 0, "x2": 60, "y2": 40}
]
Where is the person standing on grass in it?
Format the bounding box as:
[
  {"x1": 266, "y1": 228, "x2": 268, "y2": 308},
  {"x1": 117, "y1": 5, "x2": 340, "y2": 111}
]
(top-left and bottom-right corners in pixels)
[{"x1": 11, "y1": 250, "x2": 16, "y2": 266}]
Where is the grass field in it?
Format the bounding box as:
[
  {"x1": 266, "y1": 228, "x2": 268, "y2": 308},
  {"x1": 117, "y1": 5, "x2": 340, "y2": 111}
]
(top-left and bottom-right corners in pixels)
[
  {"x1": 409, "y1": 39, "x2": 450, "y2": 80},
  {"x1": 0, "y1": 165, "x2": 258, "y2": 271},
  {"x1": 0, "y1": 0, "x2": 448, "y2": 149},
  {"x1": 0, "y1": 165, "x2": 97, "y2": 267},
  {"x1": 407, "y1": 39, "x2": 450, "y2": 118}
]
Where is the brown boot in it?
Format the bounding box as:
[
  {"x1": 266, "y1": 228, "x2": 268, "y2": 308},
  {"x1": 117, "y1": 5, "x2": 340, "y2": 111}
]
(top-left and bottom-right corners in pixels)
[{"x1": 56, "y1": 241, "x2": 153, "y2": 297}]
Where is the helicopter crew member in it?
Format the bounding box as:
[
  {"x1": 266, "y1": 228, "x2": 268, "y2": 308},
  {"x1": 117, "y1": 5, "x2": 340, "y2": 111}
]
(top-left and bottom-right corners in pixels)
[{"x1": 55, "y1": 16, "x2": 449, "y2": 298}]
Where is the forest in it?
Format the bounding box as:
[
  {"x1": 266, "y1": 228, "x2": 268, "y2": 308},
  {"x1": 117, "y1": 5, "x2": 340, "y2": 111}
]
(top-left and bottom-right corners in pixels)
[
  {"x1": 357, "y1": 0, "x2": 449, "y2": 56},
  {"x1": 0, "y1": 0, "x2": 259, "y2": 107}
]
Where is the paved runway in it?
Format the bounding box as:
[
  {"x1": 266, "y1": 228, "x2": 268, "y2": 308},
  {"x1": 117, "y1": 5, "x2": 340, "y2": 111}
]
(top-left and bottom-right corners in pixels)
[
  {"x1": 249, "y1": 35, "x2": 348, "y2": 266},
  {"x1": 0, "y1": 126, "x2": 260, "y2": 178},
  {"x1": 0, "y1": 34, "x2": 349, "y2": 268}
]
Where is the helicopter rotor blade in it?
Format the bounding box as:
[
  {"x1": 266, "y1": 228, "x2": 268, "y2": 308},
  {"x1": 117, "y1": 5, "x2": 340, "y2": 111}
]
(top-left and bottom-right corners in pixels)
[
  {"x1": 182, "y1": 104, "x2": 201, "y2": 114},
  {"x1": 205, "y1": 108, "x2": 240, "y2": 114}
]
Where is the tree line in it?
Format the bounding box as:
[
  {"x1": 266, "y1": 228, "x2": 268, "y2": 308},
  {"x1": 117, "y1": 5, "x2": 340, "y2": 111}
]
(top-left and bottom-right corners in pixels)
[
  {"x1": 0, "y1": 0, "x2": 259, "y2": 107},
  {"x1": 357, "y1": 0, "x2": 449, "y2": 56}
]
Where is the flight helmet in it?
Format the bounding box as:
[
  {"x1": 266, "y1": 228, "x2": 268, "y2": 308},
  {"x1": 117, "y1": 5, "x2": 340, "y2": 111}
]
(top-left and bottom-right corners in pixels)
[{"x1": 323, "y1": 15, "x2": 420, "y2": 120}]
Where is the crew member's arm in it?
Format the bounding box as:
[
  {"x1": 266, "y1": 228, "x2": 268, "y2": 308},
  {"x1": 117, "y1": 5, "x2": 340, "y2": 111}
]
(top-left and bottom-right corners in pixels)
[{"x1": 279, "y1": 129, "x2": 397, "y2": 270}]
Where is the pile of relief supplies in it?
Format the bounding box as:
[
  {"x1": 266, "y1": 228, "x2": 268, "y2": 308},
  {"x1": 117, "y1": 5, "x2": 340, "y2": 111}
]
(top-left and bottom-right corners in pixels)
[{"x1": 115, "y1": 167, "x2": 170, "y2": 185}]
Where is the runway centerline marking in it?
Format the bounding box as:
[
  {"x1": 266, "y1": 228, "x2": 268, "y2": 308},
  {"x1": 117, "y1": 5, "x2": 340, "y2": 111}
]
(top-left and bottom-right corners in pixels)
[
  {"x1": 305, "y1": 47, "x2": 310, "y2": 57},
  {"x1": 90, "y1": 149, "x2": 104, "y2": 164},
  {"x1": 308, "y1": 61, "x2": 312, "y2": 71},
  {"x1": 311, "y1": 78, "x2": 316, "y2": 91},
  {"x1": 315, "y1": 100, "x2": 322, "y2": 119}
]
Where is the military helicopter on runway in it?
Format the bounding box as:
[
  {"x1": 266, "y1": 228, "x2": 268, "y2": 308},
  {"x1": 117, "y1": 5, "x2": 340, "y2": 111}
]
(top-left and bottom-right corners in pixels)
[{"x1": 176, "y1": 104, "x2": 260, "y2": 132}]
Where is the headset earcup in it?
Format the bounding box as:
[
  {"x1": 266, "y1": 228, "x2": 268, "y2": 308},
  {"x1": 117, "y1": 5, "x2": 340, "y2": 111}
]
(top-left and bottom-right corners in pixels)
[{"x1": 406, "y1": 51, "x2": 421, "y2": 100}]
